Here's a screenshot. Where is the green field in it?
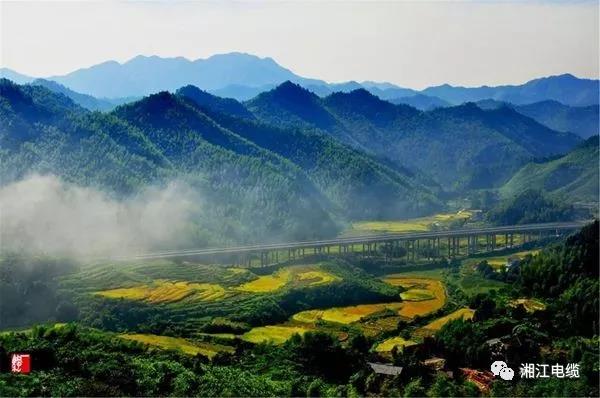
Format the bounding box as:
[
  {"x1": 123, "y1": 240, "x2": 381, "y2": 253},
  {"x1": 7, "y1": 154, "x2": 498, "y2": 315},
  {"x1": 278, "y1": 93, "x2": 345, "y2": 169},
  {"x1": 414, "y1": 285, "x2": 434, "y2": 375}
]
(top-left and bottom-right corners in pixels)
[{"x1": 344, "y1": 210, "x2": 473, "y2": 236}]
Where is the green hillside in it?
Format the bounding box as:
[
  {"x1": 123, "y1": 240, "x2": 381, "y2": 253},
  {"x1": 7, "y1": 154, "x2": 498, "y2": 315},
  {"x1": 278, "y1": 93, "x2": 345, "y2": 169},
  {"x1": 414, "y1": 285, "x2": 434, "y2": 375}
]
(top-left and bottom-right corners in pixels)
[{"x1": 501, "y1": 136, "x2": 599, "y2": 202}]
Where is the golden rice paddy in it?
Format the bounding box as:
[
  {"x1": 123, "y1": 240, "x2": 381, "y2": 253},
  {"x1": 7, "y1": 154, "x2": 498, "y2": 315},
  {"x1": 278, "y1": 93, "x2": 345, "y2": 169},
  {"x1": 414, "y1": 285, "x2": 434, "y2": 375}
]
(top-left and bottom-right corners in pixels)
[
  {"x1": 297, "y1": 270, "x2": 342, "y2": 286},
  {"x1": 375, "y1": 336, "x2": 418, "y2": 352},
  {"x1": 119, "y1": 334, "x2": 233, "y2": 358},
  {"x1": 96, "y1": 280, "x2": 228, "y2": 303},
  {"x1": 292, "y1": 276, "x2": 447, "y2": 326},
  {"x1": 235, "y1": 266, "x2": 341, "y2": 293},
  {"x1": 416, "y1": 308, "x2": 475, "y2": 337},
  {"x1": 383, "y1": 276, "x2": 447, "y2": 318},
  {"x1": 235, "y1": 268, "x2": 293, "y2": 293},
  {"x1": 293, "y1": 302, "x2": 406, "y2": 325},
  {"x1": 400, "y1": 289, "x2": 436, "y2": 301},
  {"x1": 241, "y1": 325, "x2": 308, "y2": 344}
]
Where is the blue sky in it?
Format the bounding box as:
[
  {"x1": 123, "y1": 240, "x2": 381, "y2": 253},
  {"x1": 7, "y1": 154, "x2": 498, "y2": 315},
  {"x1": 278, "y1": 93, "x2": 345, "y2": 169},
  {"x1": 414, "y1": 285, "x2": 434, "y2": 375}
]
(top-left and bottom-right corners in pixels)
[{"x1": 1, "y1": 1, "x2": 598, "y2": 89}]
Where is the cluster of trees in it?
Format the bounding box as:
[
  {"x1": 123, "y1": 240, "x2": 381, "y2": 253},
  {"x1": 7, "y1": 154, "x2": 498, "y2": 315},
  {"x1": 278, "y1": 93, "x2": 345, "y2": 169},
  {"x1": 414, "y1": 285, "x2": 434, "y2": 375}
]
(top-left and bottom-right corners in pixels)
[
  {"x1": 0, "y1": 324, "x2": 482, "y2": 397},
  {"x1": 0, "y1": 255, "x2": 78, "y2": 329}
]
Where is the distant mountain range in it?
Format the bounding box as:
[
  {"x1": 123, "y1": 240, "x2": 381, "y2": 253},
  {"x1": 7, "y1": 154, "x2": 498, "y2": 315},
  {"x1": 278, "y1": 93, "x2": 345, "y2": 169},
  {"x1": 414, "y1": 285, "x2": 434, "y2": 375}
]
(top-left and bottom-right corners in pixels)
[
  {"x1": 476, "y1": 99, "x2": 599, "y2": 139},
  {"x1": 2, "y1": 52, "x2": 598, "y2": 106}
]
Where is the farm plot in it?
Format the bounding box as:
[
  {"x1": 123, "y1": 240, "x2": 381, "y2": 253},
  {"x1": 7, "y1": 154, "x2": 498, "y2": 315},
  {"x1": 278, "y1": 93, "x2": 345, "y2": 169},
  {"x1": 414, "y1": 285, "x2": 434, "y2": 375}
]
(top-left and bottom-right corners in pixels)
[
  {"x1": 235, "y1": 268, "x2": 293, "y2": 293},
  {"x1": 382, "y1": 276, "x2": 447, "y2": 318},
  {"x1": 375, "y1": 336, "x2": 418, "y2": 353},
  {"x1": 344, "y1": 211, "x2": 472, "y2": 236},
  {"x1": 96, "y1": 280, "x2": 228, "y2": 303},
  {"x1": 293, "y1": 303, "x2": 405, "y2": 325},
  {"x1": 415, "y1": 308, "x2": 475, "y2": 337},
  {"x1": 235, "y1": 265, "x2": 341, "y2": 293},
  {"x1": 465, "y1": 249, "x2": 540, "y2": 270},
  {"x1": 241, "y1": 325, "x2": 309, "y2": 344},
  {"x1": 291, "y1": 276, "x2": 446, "y2": 327},
  {"x1": 120, "y1": 333, "x2": 234, "y2": 358}
]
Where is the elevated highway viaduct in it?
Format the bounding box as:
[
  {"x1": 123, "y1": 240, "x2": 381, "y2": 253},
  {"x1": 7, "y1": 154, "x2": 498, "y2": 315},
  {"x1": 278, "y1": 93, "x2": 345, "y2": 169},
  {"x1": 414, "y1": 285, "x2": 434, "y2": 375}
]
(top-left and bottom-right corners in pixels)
[{"x1": 120, "y1": 221, "x2": 588, "y2": 266}]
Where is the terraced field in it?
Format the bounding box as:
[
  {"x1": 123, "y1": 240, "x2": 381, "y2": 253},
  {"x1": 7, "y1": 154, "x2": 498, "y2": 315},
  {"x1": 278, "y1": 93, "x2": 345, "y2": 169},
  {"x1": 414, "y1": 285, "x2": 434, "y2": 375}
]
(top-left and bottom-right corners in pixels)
[
  {"x1": 416, "y1": 308, "x2": 475, "y2": 337},
  {"x1": 290, "y1": 276, "x2": 446, "y2": 328},
  {"x1": 293, "y1": 303, "x2": 406, "y2": 325},
  {"x1": 119, "y1": 333, "x2": 234, "y2": 358},
  {"x1": 382, "y1": 276, "x2": 447, "y2": 318},
  {"x1": 235, "y1": 266, "x2": 342, "y2": 293},
  {"x1": 235, "y1": 268, "x2": 293, "y2": 293},
  {"x1": 89, "y1": 262, "x2": 343, "y2": 306},
  {"x1": 96, "y1": 280, "x2": 228, "y2": 303},
  {"x1": 241, "y1": 325, "x2": 309, "y2": 344}
]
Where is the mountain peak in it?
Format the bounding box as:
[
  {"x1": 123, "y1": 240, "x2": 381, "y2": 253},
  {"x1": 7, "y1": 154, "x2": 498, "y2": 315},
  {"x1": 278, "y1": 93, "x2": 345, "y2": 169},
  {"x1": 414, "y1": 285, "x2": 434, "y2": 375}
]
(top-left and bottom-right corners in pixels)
[
  {"x1": 268, "y1": 80, "x2": 319, "y2": 101},
  {"x1": 177, "y1": 85, "x2": 253, "y2": 119}
]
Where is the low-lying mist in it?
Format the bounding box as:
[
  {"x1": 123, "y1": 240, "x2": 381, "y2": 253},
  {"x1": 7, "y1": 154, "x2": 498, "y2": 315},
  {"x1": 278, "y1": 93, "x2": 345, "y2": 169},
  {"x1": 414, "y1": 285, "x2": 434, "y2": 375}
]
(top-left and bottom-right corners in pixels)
[{"x1": 0, "y1": 174, "x2": 203, "y2": 258}]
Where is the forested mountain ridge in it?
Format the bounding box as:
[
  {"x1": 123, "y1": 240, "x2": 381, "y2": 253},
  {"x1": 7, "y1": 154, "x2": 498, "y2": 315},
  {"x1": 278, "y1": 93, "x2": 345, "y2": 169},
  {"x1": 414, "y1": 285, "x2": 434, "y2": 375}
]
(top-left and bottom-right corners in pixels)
[
  {"x1": 513, "y1": 101, "x2": 599, "y2": 139},
  {"x1": 423, "y1": 73, "x2": 599, "y2": 106},
  {"x1": 179, "y1": 85, "x2": 441, "y2": 218},
  {"x1": 0, "y1": 79, "x2": 444, "y2": 247},
  {"x1": 30, "y1": 79, "x2": 117, "y2": 112},
  {"x1": 476, "y1": 99, "x2": 599, "y2": 139},
  {"x1": 501, "y1": 136, "x2": 599, "y2": 203},
  {"x1": 246, "y1": 82, "x2": 581, "y2": 190},
  {"x1": 0, "y1": 79, "x2": 337, "y2": 245}
]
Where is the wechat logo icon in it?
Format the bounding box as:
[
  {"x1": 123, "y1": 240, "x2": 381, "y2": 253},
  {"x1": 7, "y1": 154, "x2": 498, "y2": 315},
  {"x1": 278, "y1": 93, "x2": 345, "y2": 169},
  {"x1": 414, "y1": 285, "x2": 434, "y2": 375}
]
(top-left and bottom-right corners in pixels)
[{"x1": 491, "y1": 361, "x2": 514, "y2": 381}]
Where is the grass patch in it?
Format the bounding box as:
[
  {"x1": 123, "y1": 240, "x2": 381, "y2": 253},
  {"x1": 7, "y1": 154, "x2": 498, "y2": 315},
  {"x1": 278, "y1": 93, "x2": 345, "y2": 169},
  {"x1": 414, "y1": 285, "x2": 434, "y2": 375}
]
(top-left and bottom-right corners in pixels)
[
  {"x1": 119, "y1": 333, "x2": 233, "y2": 358},
  {"x1": 241, "y1": 325, "x2": 308, "y2": 344}
]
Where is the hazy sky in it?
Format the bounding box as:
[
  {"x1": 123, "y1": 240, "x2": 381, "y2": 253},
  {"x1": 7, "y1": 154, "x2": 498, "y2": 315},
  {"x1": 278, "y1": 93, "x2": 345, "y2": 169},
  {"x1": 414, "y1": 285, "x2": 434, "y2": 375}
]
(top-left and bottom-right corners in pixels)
[{"x1": 1, "y1": 1, "x2": 598, "y2": 89}]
